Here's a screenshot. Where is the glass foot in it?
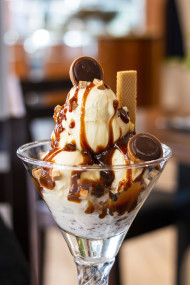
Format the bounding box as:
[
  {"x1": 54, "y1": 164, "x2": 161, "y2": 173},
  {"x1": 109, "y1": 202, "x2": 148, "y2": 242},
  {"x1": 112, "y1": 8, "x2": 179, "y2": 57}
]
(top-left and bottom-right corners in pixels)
[{"x1": 75, "y1": 258, "x2": 115, "y2": 285}]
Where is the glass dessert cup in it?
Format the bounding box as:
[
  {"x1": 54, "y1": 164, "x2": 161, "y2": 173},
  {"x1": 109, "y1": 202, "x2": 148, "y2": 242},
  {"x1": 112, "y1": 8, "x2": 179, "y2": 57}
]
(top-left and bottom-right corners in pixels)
[{"x1": 17, "y1": 140, "x2": 172, "y2": 285}]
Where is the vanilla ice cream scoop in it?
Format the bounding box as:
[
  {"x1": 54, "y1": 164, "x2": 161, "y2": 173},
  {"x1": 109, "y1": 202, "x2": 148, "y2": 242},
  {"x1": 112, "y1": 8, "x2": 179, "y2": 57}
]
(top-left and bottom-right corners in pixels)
[
  {"x1": 51, "y1": 80, "x2": 134, "y2": 152},
  {"x1": 51, "y1": 56, "x2": 134, "y2": 152}
]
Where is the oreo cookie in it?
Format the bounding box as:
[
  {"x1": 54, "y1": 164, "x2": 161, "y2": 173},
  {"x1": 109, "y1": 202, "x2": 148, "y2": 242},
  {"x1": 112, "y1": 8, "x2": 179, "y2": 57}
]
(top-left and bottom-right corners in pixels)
[
  {"x1": 70, "y1": 56, "x2": 104, "y2": 86},
  {"x1": 128, "y1": 133, "x2": 163, "y2": 162}
]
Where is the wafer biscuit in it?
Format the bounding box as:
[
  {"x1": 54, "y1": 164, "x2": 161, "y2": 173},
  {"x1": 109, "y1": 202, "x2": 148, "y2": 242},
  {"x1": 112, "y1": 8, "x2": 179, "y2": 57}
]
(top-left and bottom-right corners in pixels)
[{"x1": 117, "y1": 71, "x2": 137, "y2": 126}]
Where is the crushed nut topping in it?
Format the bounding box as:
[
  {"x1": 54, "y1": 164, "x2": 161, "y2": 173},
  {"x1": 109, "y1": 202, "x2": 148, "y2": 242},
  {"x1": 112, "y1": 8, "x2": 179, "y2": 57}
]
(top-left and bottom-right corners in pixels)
[
  {"x1": 93, "y1": 78, "x2": 106, "y2": 90},
  {"x1": 32, "y1": 168, "x2": 42, "y2": 180},
  {"x1": 54, "y1": 105, "x2": 62, "y2": 123},
  {"x1": 52, "y1": 170, "x2": 61, "y2": 181},
  {"x1": 79, "y1": 81, "x2": 88, "y2": 89},
  {"x1": 71, "y1": 101, "x2": 78, "y2": 110},
  {"x1": 40, "y1": 152, "x2": 47, "y2": 160},
  {"x1": 80, "y1": 189, "x2": 88, "y2": 198}
]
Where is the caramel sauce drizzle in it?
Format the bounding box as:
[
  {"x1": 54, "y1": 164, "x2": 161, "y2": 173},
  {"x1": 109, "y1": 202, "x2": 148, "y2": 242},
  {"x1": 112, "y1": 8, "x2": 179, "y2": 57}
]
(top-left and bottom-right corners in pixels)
[
  {"x1": 99, "y1": 182, "x2": 144, "y2": 218},
  {"x1": 68, "y1": 87, "x2": 79, "y2": 112},
  {"x1": 51, "y1": 105, "x2": 66, "y2": 148},
  {"x1": 40, "y1": 168, "x2": 55, "y2": 190},
  {"x1": 69, "y1": 119, "x2": 75, "y2": 129},
  {"x1": 85, "y1": 201, "x2": 95, "y2": 214},
  {"x1": 68, "y1": 171, "x2": 81, "y2": 203},
  {"x1": 37, "y1": 148, "x2": 63, "y2": 191},
  {"x1": 38, "y1": 144, "x2": 77, "y2": 193},
  {"x1": 44, "y1": 148, "x2": 63, "y2": 162},
  {"x1": 51, "y1": 88, "x2": 79, "y2": 148}
]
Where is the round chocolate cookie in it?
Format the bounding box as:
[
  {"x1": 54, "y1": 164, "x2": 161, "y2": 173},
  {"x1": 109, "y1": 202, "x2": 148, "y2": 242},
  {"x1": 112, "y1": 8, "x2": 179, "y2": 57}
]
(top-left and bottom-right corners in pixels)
[
  {"x1": 70, "y1": 56, "x2": 104, "y2": 86},
  {"x1": 128, "y1": 133, "x2": 163, "y2": 162}
]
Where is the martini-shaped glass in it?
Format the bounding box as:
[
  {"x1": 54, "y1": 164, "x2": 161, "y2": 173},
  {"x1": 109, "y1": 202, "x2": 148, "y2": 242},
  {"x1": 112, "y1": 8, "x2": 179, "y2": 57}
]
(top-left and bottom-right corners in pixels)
[{"x1": 17, "y1": 140, "x2": 171, "y2": 285}]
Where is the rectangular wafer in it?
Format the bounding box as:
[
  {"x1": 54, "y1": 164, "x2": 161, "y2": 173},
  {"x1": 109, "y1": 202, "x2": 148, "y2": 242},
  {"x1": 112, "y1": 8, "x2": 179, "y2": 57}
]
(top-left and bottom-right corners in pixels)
[{"x1": 117, "y1": 70, "x2": 137, "y2": 126}]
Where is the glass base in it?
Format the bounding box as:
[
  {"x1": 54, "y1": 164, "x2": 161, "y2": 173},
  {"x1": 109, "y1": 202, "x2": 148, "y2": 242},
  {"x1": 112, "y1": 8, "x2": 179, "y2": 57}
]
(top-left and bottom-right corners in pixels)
[
  {"x1": 75, "y1": 258, "x2": 115, "y2": 285},
  {"x1": 61, "y1": 230, "x2": 126, "y2": 285},
  {"x1": 61, "y1": 230, "x2": 126, "y2": 261}
]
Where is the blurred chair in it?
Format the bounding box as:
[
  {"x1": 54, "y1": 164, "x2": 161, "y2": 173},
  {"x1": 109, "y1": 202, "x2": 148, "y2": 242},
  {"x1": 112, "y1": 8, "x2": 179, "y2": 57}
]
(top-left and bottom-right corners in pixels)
[
  {"x1": 0, "y1": 216, "x2": 30, "y2": 285},
  {"x1": 0, "y1": 121, "x2": 12, "y2": 213},
  {"x1": 0, "y1": 117, "x2": 30, "y2": 284},
  {"x1": 20, "y1": 78, "x2": 71, "y2": 140}
]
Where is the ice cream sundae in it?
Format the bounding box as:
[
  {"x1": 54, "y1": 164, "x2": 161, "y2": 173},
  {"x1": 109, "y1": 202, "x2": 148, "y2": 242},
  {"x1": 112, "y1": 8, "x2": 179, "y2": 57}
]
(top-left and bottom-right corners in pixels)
[{"x1": 32, "y1": 56, "x2": 164, "y2": 239}]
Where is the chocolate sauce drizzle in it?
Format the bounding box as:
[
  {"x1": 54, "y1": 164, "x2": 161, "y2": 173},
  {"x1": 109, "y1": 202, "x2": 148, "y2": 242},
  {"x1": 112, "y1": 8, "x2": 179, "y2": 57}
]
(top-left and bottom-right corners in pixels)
[
  {"x1": 68, "y1": 171, "x2": 81, "y2": 203},
  {"x1": 44, "y1": 148, "x2": 64, "y2": 162},
  {"x1": 40, "y1": 168, "x2": 55, "y2": 190},
  {"x1": 51, "y1": 88, "x2": 79, "y2": 149},
  {"x1": 38, "y1": 144, "x2": 77, "y2": 192},
  {"x1": 69, "y1": 119, "x2": 75, "y2": 129},
  {"x1": 118, "y1": 108, "x2": 129, "y2": 124}
]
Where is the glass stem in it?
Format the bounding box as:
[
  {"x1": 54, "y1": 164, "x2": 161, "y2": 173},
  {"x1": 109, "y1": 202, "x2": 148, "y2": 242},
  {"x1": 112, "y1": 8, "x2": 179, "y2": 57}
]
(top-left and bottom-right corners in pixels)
[{"x1": 75, "y1": 258, "x2": 115, "y2": 285}]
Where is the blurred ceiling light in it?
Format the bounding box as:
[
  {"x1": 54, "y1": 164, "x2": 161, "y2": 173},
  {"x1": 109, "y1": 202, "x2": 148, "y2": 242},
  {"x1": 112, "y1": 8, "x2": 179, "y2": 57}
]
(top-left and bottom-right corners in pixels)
[
  {"x1": 63, "y1": 30, "x2": 92, "y2": 47},
  {"x1": 85, "y1": 19, "x2": 105, "y2": 36},
  {"x1": 32, "y1": 29, "x2": 50, "y2": 47},
  {"x1": 4, "y1": 30, "x2": 19, "y2": 45},
  {"x1": 24, "y1": 38, "x2": 37, "y2": 54},
  {"x1": 63, "y1": 0, "x2": 80, "y2": 12},
  {"x1": 107, "y1": 20, "x2": 130, "y2": 37},
  {"x1": 66, "y1": 18, "x2": 84, "y2": 31},
  {"x1": 107, "y1": 10, "x2": 137, "y2": 37},
  {"x1": 24, "y1": 29, "x2": 50, "y2": 54}
]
